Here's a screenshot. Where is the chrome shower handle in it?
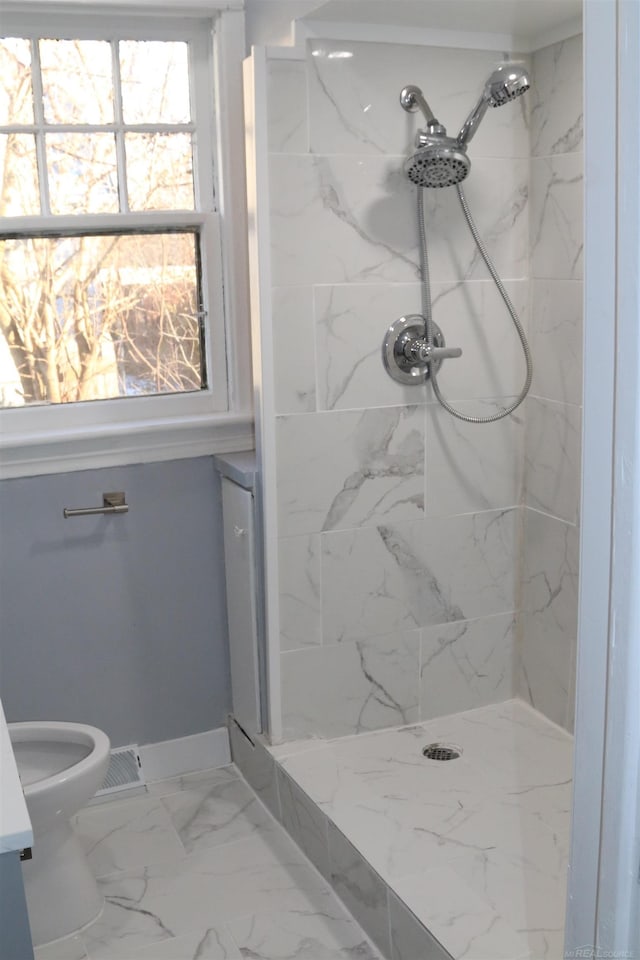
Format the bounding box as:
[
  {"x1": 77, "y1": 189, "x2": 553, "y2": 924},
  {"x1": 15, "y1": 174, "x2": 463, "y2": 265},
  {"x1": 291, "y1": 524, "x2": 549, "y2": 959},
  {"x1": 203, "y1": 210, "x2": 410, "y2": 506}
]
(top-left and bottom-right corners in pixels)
[
  {"x1": 63, "y1": 492, "x2": 128, "y2": 519},
  {"x1": 405, "y1": 339, "x2": 463, "y2": 364},
  {"x1": 429, "y1": 345, "x2": 463, "y2": 361}
]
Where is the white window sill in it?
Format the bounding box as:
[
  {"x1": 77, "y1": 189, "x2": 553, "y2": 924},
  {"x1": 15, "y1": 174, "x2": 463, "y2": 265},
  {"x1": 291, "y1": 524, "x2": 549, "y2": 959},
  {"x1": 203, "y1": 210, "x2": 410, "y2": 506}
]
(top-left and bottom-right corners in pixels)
[{"x1": 0, "y1": 412, "x2": 255, "y2": 478}]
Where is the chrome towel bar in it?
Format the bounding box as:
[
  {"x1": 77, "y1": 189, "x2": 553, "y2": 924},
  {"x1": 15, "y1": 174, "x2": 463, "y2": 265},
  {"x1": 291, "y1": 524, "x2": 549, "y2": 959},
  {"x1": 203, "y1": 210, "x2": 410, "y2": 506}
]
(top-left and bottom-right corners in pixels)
[{"x1": 63, "y1": 492, "x2": 128, "y2": 519}]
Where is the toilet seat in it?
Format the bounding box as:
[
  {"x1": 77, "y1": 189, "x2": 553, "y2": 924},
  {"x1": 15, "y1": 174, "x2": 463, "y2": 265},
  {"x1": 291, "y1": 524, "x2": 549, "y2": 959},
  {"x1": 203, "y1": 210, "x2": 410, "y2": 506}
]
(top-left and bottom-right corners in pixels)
[{"x1": 10, "y1": 722, "x2": 109, "y2": 794}]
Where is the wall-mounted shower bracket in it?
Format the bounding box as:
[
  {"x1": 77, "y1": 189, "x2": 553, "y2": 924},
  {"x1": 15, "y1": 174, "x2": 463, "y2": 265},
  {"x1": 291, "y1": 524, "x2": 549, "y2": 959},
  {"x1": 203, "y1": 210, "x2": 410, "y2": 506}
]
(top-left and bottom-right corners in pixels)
[{"x1": 382, "y1": 315, "x2": 462, "y2": 385}]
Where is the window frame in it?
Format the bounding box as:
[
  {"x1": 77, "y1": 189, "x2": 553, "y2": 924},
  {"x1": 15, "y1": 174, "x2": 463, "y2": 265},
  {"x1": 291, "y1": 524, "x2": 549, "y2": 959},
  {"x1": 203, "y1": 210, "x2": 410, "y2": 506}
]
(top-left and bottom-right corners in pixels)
[{"x1": 0, "y1": 5, "x2": 252, "y2": 476}]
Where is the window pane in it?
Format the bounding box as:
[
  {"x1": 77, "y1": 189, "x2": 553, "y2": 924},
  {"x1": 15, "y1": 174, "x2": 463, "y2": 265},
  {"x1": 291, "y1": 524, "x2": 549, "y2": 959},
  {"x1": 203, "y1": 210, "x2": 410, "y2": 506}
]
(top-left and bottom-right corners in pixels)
[
  {"x1": 0, "y1": 233, "x2": 204, "y2": 406},
  {"x1": 47, "y1": 133, "x2": 118, "y2": 214},
  {"x1": 39, "y1": 39, "x2": 113, "y2": 124},
  {"x1": 126, "y1": 133, "x2": 194, "y2": 211},
  {"x1": 120, "y1": 41, "x2": 190, "y2": 124},
  {"x1": 0, "y1": 134, "x2": 39, "y2": 215},
  {"x1": 0, "y1": 38, "x2": 33, "y2": 125}
]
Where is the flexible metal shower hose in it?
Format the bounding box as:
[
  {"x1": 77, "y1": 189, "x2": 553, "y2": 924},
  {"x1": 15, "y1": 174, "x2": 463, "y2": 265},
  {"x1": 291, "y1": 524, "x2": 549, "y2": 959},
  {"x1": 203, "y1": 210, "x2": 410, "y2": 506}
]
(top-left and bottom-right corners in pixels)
[{"x1": 418, "y1": 185, "x2": 533, "y2": 423}]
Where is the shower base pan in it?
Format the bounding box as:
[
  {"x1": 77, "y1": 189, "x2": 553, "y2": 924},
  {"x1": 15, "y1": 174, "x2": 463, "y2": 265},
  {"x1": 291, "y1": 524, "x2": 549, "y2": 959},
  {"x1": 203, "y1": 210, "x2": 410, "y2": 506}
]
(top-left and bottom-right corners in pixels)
[{"x1": 269, "y1": 699, "x2": 572, "y2": 960}]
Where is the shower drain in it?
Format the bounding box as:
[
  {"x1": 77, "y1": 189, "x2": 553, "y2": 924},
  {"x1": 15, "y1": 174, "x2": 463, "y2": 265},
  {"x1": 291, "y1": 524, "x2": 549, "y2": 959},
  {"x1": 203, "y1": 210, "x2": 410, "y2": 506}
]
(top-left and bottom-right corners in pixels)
[{"x1": 422, "y1": 743, "x2": 461, "y2": 761}]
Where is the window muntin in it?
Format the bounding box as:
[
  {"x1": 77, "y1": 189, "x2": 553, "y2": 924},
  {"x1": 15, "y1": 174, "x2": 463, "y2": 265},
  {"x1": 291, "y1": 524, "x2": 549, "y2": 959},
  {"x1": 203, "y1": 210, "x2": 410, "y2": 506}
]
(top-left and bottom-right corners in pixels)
[{"x1": 0, "y1": 24, "x2": 220, "y2": 411}]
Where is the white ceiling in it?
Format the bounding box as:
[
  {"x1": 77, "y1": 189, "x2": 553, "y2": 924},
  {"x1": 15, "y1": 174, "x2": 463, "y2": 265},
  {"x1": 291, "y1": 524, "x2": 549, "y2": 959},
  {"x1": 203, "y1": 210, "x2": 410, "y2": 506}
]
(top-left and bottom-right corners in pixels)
[{"x1": 303, "y1": 0, "x2": 582, "y2": 46}]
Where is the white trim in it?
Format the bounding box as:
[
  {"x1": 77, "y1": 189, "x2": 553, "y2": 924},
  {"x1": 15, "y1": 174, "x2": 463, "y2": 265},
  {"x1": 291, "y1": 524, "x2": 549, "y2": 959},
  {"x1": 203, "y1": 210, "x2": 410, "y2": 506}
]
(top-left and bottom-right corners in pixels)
[
  {"x1": 295, "y1": 19, "x2": 517, "y2": 53},
  {"x1": 566, "y1": 0, "x2": 638, "y2": 954},
  {"x1": 1, "y1": 211, "x2": 208, "y2": 233},
  {"x1": 213, "y1": 9, "x2": 254, "y2": 420},
  {"x1": 265, "y1": 45, "x2": 305, "y2": 62},
  {"x1": 0, "y1": 11, "x2": 214, "y2": 40},
  {"x1": 591, "y1": 0, "x2": 640, "y2": 947},
  {"x1": 0, "y1": 0, "x2": 242, "y2": 14},
  {"x1": 0, "y1": 414, "x2": 254, "y2": 477},
  {"x1": 293, "y1": 17, "x2": 583, "y2": 55},
  {"x1": 139, "y1": 725, "x2": 231, "y2": 782},
  {"x1": 244, "y1": 48, "x2": 282, "y2": 743}
]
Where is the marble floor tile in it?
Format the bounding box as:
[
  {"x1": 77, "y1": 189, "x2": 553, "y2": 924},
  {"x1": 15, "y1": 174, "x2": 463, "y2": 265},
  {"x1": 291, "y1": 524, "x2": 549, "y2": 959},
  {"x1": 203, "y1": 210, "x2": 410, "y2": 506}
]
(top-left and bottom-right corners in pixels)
[
  {"x1": 519, "y1": 928, "x2": 566, "y2": 960},
  {"x1": 451, "y1": 844, "x2": 568, "y2": 940},
  {"x1": 228, "y1": 903, "x2": 381, "y2": 960},
  {"x1": 393, "y1": 866, "x2": 531, "y2": 960},
  {"x1": 130, "y1": 926, "x2": 241, "y2": 959},
  {"x1": 145, "y1": 765, "x2": 240, "y2": 798},
  {"x1": 82, "y1": 831, "x2": 336, "y2": 959},
  {"x1": 34, "y1": 936, "x2": 88, "y2": 960},
  {"x1": 431, "y1": 700, "x2": 574, "y2": 793},
  {"x1": 502, "y1": 774, "x2": 573, "y2": 839},
  {"x1": 278, "y1": 699, "x2": 572, "y2": 959},
  {"x1": 160, "y1": 776, "x2": 274, "y2": 854},
  {"x1": 74, "y1": 795, "x2": 186, "y2": 878},
  {"x1": 33, "y1": 705, "x2": 573, "y2": 960},
  {"x1": 35, "y1": 763, "x2": 380, "y2": 960}
]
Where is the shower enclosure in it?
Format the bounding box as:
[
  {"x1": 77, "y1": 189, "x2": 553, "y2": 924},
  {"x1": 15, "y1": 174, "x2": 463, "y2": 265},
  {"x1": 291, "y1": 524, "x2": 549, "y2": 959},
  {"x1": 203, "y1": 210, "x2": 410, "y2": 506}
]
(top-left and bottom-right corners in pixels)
[{"x1": 241, "y1": 14, "x2": 584, "y2": 959}]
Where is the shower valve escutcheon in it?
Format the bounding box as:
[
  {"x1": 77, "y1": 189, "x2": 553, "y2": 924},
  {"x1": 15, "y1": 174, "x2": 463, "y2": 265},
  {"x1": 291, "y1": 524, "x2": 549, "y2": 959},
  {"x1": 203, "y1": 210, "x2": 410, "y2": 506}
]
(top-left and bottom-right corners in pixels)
[{"x1": 382, "y1": 314, "x2": 462, "y2": 385}]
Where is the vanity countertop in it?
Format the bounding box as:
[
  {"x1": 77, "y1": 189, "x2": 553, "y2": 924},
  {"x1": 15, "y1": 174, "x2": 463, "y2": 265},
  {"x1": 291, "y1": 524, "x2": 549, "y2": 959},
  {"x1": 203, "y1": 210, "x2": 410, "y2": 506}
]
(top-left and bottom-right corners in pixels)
[
  {"x1": 0, "y1": 700, "x2": 32, "y2": 854},
  {"x1": 214, "y1": 450, "x2": 257, "y2": 491}
]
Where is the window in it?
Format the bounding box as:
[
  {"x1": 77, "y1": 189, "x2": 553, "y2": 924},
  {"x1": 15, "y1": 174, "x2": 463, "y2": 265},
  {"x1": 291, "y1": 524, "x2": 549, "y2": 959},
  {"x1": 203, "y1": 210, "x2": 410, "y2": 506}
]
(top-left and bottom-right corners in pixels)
[{"x1": 0, "y1": 12, "x2": 236, "y2": 462}]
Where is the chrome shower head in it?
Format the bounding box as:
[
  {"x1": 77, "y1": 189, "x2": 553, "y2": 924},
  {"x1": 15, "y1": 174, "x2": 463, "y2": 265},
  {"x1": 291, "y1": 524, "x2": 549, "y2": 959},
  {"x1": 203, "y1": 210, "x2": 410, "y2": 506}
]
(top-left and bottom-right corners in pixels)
[
  {"x1": 457, "y1": 62, "x2": 530, "y2": 146},
  {"x1": 485, "y1": 63, "x2": 530, "y2": 106},
  {"x1": 400, "y1": 84, "x2": 471, "y2": 188},
  {"x1": 405, "y1": 134, "x2": 470, "y2": 188}
]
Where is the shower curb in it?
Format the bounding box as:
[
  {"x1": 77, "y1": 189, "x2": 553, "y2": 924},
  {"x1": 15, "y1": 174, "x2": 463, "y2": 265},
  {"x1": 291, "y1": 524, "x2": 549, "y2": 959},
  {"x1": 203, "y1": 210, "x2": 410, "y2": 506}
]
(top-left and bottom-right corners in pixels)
[{"x1": 228, "y1": 717, "x2": 452, "y2": 960}]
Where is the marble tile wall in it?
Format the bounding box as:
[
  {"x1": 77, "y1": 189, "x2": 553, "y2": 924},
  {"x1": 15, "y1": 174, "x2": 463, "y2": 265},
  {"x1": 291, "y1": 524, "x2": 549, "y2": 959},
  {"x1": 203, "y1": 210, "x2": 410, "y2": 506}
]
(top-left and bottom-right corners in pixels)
[
  {"x1": 265, "y1": 38, "x2": 534, "y2": 740},
  {"x1": 521, "y1": 34, "x2": 583, "y2": 731}
]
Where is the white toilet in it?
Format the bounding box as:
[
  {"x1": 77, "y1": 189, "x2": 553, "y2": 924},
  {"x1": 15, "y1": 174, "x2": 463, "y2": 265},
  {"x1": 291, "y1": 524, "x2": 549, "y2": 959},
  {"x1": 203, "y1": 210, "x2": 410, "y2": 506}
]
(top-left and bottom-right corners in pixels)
[{"x1": 9, "y1": 721, "x2": 110, "y2": 946}]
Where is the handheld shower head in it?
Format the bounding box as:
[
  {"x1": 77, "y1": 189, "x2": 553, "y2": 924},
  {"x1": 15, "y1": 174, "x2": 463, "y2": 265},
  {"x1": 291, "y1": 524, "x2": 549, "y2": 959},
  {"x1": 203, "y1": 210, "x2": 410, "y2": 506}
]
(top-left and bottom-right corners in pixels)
[
  {"x1": 457, "y1": 62, "x2": 530, "y2": 146},
  {"x1": 485, "y1": 63, "x2": 530, "y2": 106}
]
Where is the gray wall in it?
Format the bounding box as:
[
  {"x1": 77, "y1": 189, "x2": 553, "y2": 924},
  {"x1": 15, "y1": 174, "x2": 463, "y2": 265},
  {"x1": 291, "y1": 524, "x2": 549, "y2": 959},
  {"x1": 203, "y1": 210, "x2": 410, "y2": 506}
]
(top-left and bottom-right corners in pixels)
[{"x1": 0, "y1": 457, "x2": 230, "y2": 747}]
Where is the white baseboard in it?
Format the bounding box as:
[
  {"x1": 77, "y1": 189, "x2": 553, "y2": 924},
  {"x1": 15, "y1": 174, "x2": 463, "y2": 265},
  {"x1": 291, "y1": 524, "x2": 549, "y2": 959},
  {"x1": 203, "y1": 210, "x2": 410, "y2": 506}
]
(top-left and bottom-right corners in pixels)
[{"x1": 139, "y1": 726, "x2": 231, "y2": 783}]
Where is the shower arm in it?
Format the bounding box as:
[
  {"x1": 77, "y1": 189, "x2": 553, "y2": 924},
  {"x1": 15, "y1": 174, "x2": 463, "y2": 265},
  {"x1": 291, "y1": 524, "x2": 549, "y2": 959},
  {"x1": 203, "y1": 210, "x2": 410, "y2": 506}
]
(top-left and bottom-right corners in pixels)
[{"x1": 399, "y1": 85, "x2": 440, "y2": 128}]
